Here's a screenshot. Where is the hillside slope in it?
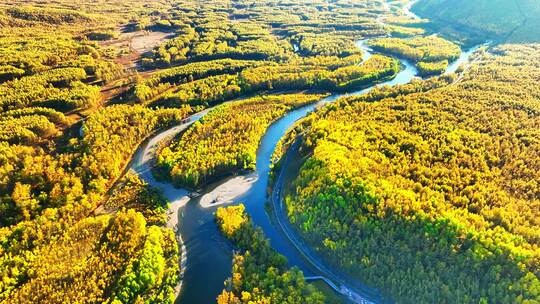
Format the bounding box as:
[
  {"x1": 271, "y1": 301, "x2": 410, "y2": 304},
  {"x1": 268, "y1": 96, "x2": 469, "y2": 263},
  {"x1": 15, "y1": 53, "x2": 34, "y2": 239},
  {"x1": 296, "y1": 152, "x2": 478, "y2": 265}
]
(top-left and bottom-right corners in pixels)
[{"x1": 412, "y1": 0, "x2": 540, "y2": 43}]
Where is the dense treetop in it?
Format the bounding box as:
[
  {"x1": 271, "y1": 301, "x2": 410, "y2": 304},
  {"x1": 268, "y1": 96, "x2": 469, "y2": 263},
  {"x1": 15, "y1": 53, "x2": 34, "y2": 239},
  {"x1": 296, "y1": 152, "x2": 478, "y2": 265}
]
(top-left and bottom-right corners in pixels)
[
  {"x1": 368, "y1": 35, "x2": 461, "y2": 76},
  {"x1": 276, "y1": 44, "x2": 540, "y2": 303},
  {"x1": 2, "y1": 0, "x2": 538, "y2": 303},
  {"x1": 215, "y1": 204, "x2": 325, "y2": 304},
  {"x1": 0, "y1": 0, "x2": 406, "y2": 301},
  {"x1": 157, "y1": 93, "x2": 326, "y2": 188}
]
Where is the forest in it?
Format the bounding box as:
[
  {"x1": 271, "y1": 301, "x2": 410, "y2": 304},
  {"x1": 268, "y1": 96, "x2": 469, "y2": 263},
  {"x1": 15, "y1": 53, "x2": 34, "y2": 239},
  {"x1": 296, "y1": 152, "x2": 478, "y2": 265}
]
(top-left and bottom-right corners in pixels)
[
  {"x1": 412, "y1": 0, "x2": 540, "y2": 44},
  {"x1": 150, "y1": 54, "x2": 399, "y2": 109},
  {"x1": 157, "y1": 93, "x2": 326, "y2": 188},
  {"x1": 0, "y1": 3, "x2": 191, "y2": 299},
  {"x1": 0, "y1": 103, "x2": 189, "y2": 302},
  {"x1": 1, "y1": 0, "x2": 539, "y2": 303},
  {"x1": 215, "y1": 204, "x2": 325, "y2": 304},
  {"x1": 278, "y1": 44, "x2": 540, "y2": 303},
  {"x1": 0, "y1": 0, "x2": 400, "y2": 301},
  {"x1": 368, "y1": 36, "x2": 461, "y2": 76}
]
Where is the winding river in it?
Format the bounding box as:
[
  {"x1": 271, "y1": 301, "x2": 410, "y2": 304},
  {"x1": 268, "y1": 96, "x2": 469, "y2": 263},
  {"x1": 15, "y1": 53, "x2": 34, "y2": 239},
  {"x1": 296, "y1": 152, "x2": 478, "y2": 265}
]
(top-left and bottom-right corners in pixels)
[{"x1": 129, "y1": 40, "x2": 482, "y2": 303}]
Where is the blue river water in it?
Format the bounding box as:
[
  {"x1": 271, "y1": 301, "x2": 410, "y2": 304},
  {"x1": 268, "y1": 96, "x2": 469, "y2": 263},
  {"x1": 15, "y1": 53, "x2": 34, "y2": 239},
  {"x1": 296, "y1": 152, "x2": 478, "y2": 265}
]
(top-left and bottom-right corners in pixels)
[{"x1": 132, "y1": 40, "x2": 482, "y2": 303}]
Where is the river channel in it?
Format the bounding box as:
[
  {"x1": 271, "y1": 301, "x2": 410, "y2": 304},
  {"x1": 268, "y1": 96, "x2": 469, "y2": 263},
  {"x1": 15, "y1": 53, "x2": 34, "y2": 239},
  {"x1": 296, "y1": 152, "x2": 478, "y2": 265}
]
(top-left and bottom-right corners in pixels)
[{"x1": 130, "y1": 39, "x2": 482, "y2": 303}]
